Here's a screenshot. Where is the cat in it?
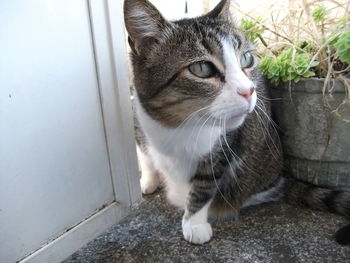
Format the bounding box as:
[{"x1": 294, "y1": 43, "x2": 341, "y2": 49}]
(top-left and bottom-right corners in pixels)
[{"x1": 124, "y1": 0, "x2": 350, "y2": 245}]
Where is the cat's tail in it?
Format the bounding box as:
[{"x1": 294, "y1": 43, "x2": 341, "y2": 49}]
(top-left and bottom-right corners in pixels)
[{"x1": 284, "y1": 177, "x2": 350, "y2": 245}]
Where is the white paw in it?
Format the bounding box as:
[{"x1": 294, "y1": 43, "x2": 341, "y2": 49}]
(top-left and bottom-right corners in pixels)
[
  {"x1": 140, "y1": 173, "x2": 159, "y2": 194},
  {"x1": 182, "y1": 219, "x2": 213, "y2": 244}
]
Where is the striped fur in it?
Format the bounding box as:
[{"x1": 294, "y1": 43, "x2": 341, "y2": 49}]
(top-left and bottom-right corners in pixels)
[
  {"x1": 284, "y1": 178, "x2": 350, "y2": 245},
  {"x1": 124, "y1": 0, "x2": 350, "y2": 244},
  {"x1": 284, "y1": 178, "x2": 350, "y2": 218}
]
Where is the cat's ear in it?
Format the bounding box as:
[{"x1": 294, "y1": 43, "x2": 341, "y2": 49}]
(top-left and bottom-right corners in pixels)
[
  {"x1": 124, "y1": 0, "x2": 169, "y2": 55},
  {"x1": 205, "y1": 0, "x2": 231, "y2": 19}
]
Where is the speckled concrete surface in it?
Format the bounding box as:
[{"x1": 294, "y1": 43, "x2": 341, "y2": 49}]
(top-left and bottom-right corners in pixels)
[{"x1": 63, "y1": 190, "x2": 349, "y2": 263}]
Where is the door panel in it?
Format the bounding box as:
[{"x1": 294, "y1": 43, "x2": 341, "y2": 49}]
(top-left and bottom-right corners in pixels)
[{"x1": 0, "y1": 1, "x2": 115, "y2": 262}]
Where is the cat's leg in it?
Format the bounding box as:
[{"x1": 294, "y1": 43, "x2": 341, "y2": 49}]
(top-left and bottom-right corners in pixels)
[
  {"x1": 137, "y1": 147, "x2": 160, "y2": 194},
  {"x1": 182, "y1": 179, "x2": 216, "y2": 244}
]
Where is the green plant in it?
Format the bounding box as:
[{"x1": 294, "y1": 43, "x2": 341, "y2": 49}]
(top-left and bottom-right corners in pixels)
[
  {"x1": 239, "y1": 18, "x2": 266, "y2": 46},
  {"x1": 238, "y1": 1, "x2": 350, "y2": 86},
  {"x1": 260, "y1": 49, "x2": 319, "y2": 85},
  {"x1": 312, "y1": 5, "x2": 329, "y2": 23},
  {"x1": 334, "y1": 31, "x2": 350, "y2": 64}
]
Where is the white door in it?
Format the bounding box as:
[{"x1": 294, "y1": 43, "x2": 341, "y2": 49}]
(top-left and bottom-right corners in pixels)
[{"x1": 0, "y1": 1, "x2": 140, "y2": 262}]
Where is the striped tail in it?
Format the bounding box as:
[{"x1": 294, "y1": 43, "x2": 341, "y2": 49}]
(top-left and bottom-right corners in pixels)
[{"x1": 284, "y1": 178, "x2": 350, "y2": 245}]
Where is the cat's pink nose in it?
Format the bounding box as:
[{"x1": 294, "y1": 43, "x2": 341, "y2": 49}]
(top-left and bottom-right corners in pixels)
[{"x1": 238, "y1": 87, "x2": 255, "y2": 100}]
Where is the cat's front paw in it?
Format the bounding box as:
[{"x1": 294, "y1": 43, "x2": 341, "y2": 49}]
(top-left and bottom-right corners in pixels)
[
  {"x1": 140, "y1": 173, "x2": 160, "y2": 194},
  {"x1": 182, "y1": 219, "x2": 213, "y2": 244}
]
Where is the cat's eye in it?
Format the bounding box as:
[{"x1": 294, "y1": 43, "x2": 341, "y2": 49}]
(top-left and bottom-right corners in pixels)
[
  {"x1": 188, "y1": 61, "x2": 217, "y2": 78},
  {"x1": 240, "y1": 52, "x2": 254, "y2": 69}
]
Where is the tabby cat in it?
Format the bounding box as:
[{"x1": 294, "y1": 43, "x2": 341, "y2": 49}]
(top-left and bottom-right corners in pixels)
[{"x1": 124, "y1": 0, "x2": 350, "y2": 245}]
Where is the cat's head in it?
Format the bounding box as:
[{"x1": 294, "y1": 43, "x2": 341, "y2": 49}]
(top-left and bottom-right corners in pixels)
[{"x1": 124, "y1": 0, "x2": 260, "y2": 129}]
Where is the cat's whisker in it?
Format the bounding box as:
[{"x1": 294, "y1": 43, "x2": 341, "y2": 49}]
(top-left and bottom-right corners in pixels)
[
  {"x1": 257, "y1": 94, "x2": 282, "y2": 101},
  {"x1": 218, "y1": 118, "x2": 242, "y2": 191},
  {"x1": 222, "y1": 119, "x2": 260, "y2": 179},
  {"x1": 255, "y1": 101, "x2": 274, "y2": 128},
  {"x1": 188, "y1": 111, "x2": 215, "y2": 165},
  {"x1": 170, "y1": 106, "x2": 210, "y2": 135},
  {"x1": 162, "y1": 112, "x2": 215, "y2": 176},
  {"x1": 178, "y1": 105, "x2": 212, "y2": 129},
  {"x1": 164, "y1": 110, "x2": 214, "y2": 177},
  {"x1": 254, "y1": 103, "x2": 280, "y2": 156},
  {"x1": 256, "y1": 99, "x2": 280, "y2": 131},
  {"x1": 209, "y1": 117, "x2": 236, "y2": 210},
  {"x1": 188, "y1": 110, "x2": 213, "y2": 144},
  {"x1": 160, "y1": 105, "x2": 211, "y2": 151},
  {"x1": 254, "y1": 109, "x2": 279, "y2": 160}
]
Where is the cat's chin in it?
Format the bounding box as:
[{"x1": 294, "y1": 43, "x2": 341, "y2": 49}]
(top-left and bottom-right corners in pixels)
[
  {"x1": 210, "y1": 111, "x2": 247, "y2": 130},
  {"x1": 224, "y1": 114, "x2": 246, "y2": 130}
]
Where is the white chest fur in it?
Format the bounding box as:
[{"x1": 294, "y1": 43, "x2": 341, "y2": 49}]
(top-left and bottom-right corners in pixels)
[{"x1": 135, "y1": 97, "x2": 222, "y2": 184}]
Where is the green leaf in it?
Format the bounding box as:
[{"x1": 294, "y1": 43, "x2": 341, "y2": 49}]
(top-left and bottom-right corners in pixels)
[
  {"x1": 310, "y1": 61, "x2": 319, "y2": 67},
  {"x1": 312, "y1": 5, "x2": 328, "y2": 23},
  {"x1": 239, "y1": 18, "x2": 265, "y2": 44},
  {"x1": 334, "y1": 31, "x2": 350, "y2": 64},
  {"x1": 303, "y1": 71, "x2": 316, "y2": 78},
  {"x1": 293, "y1": 76, "x2": 301, "y2": 83},
  {"x1": 337, "y1": 14, "x2": 350, "y2": 25}
]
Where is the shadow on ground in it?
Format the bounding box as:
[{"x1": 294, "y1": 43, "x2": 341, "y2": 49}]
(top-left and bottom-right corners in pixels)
[{"x1": 63, "y1": 190, "x2": 349, "y2": 263}]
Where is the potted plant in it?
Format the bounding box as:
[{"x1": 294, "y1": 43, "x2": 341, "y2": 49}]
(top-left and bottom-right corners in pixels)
[{"x1": 239, "y1": 1, "x2": 350, "y2": 190}]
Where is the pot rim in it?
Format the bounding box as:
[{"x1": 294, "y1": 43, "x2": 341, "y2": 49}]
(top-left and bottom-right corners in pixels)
[{"x1": 269, "y1": 77, "x2": 348, "y2": 94}]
